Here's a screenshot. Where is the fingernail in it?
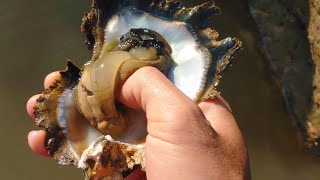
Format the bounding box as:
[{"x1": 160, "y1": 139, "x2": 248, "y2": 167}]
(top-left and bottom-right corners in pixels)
[{"x1": 217, "y1": 96, "x2": 232, "y2": 113}]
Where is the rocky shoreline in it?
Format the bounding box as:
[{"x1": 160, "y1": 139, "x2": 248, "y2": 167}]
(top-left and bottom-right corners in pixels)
[{"x1": 247, "y1": 0, "x2": 320, "y2": 152}]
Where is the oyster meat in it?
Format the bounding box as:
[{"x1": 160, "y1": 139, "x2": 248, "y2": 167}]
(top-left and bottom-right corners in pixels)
[{"x1": 34, "y1": 0, "x2": 242, "y2": 179}]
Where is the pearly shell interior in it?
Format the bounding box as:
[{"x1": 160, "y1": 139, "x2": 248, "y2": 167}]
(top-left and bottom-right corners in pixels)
[{"x1": 102, "y1": 7, "x2": 212, "y2": 101}]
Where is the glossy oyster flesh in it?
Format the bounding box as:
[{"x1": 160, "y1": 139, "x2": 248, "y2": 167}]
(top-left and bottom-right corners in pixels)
[{"x1": 34, "y1": 0, "x2": 242, "y2": 179}]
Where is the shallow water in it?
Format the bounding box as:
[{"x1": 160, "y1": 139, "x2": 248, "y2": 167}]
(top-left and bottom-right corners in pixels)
[{"x1": 0, "y1": 0, "x2": 319, "y2": 179}]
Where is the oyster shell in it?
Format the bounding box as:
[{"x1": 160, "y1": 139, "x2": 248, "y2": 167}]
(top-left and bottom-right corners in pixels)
[{"x1": 34, "y1": 0, "x2": 242, "y2": 179}]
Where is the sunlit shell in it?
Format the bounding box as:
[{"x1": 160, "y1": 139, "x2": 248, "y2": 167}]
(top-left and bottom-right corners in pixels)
[{"x1": 34, "y1": 0, "x2": 242, "y2": 179}]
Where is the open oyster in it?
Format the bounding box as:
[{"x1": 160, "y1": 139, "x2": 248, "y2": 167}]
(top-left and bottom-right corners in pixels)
[{"x1": 34, "y1": 0, "x2": 242, "y2": 179}]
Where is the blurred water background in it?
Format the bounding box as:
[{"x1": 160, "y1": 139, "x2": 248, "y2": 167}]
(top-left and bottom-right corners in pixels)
[{"x1": 0, "y1": 0, "x2": 319, "y2": 179}]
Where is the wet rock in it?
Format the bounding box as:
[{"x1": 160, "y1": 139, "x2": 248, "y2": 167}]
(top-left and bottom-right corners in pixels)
[
  {"x1": 247, "y1": 0, "x2": 320, "y2": 151},
  {"x1": 307, "y1": 0, "x2": 320, "y2": 150}
]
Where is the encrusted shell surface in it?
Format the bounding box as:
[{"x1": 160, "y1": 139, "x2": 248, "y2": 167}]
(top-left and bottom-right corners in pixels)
[{"x1": 34, "y1": 0, "x2": 242, "y2": 179}]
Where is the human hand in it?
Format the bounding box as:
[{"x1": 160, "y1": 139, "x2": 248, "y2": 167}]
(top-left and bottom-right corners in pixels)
[{"x1": 27, "y1": 67, "x2": 250, "y2": 180}]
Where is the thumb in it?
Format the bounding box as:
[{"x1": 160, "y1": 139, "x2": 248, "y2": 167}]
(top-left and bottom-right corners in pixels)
[{"x1": 118, "y1": 66, "x2": 216, "y2": 144}]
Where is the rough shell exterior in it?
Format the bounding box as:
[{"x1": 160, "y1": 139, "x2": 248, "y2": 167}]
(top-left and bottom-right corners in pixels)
[{"x1": 35, "y1": 61, "x2": 82, "y2": 165}]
